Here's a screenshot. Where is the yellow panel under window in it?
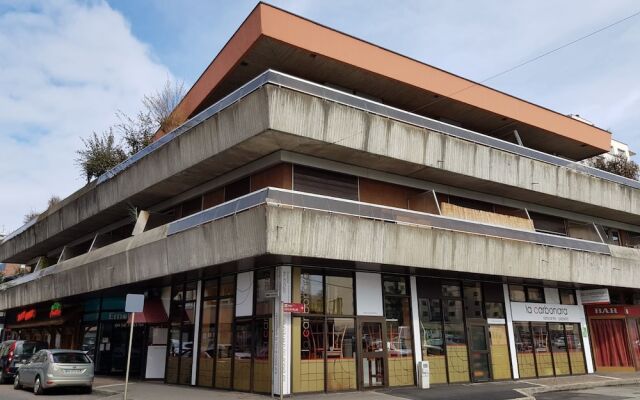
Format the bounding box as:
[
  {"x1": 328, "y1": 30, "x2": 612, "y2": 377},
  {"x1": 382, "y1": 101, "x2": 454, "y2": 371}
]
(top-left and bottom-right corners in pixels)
[{"x1": 446, "y1": 345, "x2": 469, "y2": 383}]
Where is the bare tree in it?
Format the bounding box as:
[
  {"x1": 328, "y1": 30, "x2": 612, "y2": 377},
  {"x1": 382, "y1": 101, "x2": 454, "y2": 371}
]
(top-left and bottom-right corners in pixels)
[
  {"x1": 47, "y1": 195, "x2": 61, "y2": 209},
  {"x1": 142, "y1": 79, "x2": 186, "y2": 134},
  {"x1": 76, "y1": 129, "x2": 127, "y2": 182},
  {"x1": 23, "y1": 210, "x2": 40, "y2": 224},
  {"x1": 115, "y1": 78, "x2": 186, "y2": 155},
  {"x1": 589, "y1": 153, "x2": 639, "y2": 180}
]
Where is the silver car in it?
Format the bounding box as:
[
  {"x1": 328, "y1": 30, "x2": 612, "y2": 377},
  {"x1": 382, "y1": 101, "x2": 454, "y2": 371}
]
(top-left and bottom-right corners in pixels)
[{"x1": 13, "y1": 349, "x2": 93, "y2": 395}]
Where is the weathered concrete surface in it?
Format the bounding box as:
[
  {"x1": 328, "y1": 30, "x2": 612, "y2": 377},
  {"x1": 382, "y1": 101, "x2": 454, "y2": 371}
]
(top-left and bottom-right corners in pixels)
[
  {"x1": 3, "y1": 84, "x2": 640, "y2": 264},
  {"x1": 0, "y1": 87, "x2": 274, "y2": 263},
  {"x1": 1, "y1": 203, "x2": 638, "y2": 310},
  {"x1": 265, "y1": 206, "x2": 640, "y2": 289},
  {"x1": 0, "y1": 207, "x2": 267, "y2": 310},
  {"x1": 266, "y1": 86, "x2": 640, "y2": 223}
]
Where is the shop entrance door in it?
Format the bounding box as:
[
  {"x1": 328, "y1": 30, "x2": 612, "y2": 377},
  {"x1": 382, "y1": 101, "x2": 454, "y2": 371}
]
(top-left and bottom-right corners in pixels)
[
  {"x1": 467, "y1": 322, "x2": 491, "y2": 382},
  {"x1": 358, "y1": 318, "x2": 388, "y2": 388}
]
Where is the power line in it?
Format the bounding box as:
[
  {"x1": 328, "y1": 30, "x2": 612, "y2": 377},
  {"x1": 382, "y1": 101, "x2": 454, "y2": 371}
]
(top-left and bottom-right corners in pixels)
[{"x1": 412, "y1": 9, "x2": 640, "y2": 113}]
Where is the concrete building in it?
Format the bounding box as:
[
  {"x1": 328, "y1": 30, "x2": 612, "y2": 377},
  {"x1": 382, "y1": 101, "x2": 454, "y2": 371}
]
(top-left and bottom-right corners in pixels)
[{"x1": 2, "y1": 3, "x2": 640, "y2": 392}]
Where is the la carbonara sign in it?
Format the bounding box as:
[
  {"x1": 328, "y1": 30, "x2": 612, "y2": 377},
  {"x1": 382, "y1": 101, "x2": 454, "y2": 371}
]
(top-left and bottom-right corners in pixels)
[{"x1": 510, "y1": 302, "x2": 584, "y2": 323}]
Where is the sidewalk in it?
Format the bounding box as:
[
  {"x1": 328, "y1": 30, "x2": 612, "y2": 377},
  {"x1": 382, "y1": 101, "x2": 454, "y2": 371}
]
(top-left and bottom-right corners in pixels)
[{"x1": 92, "y1": 371, "x2": 640, "y2": 400}]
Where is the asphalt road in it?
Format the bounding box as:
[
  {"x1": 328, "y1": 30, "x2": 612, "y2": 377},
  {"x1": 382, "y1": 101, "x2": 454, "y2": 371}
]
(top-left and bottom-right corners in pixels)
[
  {"x1": 534, "y1": 385, "x2": 640, "y2": 400},
  {"x1": 0, "y1": 381, "x2": 103, "y2": 400}
]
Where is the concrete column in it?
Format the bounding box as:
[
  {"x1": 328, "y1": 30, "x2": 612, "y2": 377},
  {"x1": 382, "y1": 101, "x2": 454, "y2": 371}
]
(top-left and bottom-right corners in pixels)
[
  {"x1": 273, "y1": 266, "x2": 291, "y2": 396},
  {"x1": 190, "y1": 280, "x2": 203, "y2": 386},
  {"x1": 503, "y1": 284, "x2": 519, "y2": 379},
  {"x1": 410, "y1": 276, "x2": 423, "y2": 383},
  {"x1": 575, "y1": 291, "x2": 595, "y2": 373}
]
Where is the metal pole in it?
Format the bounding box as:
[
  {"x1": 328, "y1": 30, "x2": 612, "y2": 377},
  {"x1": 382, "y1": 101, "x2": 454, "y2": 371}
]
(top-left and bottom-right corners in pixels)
[
  {"x1": 124, "y1": 312, "x2": 135, "y2": 400},
  {"x1": 280, "y1": 300, "x2": 284, "y2": 400}
]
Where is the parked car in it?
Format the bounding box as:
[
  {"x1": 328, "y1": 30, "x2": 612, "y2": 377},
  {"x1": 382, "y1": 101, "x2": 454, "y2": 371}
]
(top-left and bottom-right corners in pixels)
[
  {"x1": 0, "y1": 340, "x2": 48, "y2": 383},
  {"x1": 14, "y1": 349, "x2": 93, "y2": 395}
]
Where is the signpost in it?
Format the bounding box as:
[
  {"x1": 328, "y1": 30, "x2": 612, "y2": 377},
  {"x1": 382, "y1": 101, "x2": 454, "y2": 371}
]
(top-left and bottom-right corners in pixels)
[{"x1": 124, "y1": 294, "x2": 144, "y2": 400}]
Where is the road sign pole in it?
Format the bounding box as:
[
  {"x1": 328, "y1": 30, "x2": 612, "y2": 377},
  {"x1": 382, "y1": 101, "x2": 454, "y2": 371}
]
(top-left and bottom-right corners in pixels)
[
  {"x1": 280, "y1": 299, "x2": 284, "y2": 400},
  {"x1": 124, "y1": 312, "x2": 135, "y2": 400}
]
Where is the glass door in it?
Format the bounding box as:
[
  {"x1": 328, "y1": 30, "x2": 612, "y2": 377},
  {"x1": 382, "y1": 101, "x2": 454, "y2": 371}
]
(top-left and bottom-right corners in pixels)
[
  {"x1": 358, "y1": 318, "x2": 388, "y2": 388},
  {"x1": 467, "y1": 322, "x2": 491, "y2": 382}
]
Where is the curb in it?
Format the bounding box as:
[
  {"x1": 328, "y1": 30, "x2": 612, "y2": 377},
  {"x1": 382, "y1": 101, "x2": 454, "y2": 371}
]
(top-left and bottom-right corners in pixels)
[{"x1": 513, "y1": 377, "x2": 640, "y2": 398}]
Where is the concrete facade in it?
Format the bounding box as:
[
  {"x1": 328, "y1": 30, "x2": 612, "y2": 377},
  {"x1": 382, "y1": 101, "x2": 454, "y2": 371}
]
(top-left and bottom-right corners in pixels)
[{"x1": 2, "y1": 84, "x2": 639, "y2": 263}]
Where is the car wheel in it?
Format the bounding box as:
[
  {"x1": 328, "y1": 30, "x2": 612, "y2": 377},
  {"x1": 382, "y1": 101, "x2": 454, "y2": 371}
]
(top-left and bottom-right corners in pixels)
[
  {"x1": 83, "y1": 386, "x2": 93, "y2": 394},
  {"x1": 34, "y1": 376, "x2": 44, "y2": 395},
  {"x1": 13, "y1": 373, "x2": 21, "y2": 390},
  {"x1": 0, "y1": 369, "x2": 5, "y2": 384}
]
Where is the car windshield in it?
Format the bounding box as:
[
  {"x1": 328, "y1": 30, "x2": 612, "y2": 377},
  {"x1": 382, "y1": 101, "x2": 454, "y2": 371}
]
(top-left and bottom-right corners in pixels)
[
  {"x1": 52, "y1": 353, "x2": 91, "y2": 364},
  {"x1": 16, "y1": 342, "x2": 45, "y2": 356}
]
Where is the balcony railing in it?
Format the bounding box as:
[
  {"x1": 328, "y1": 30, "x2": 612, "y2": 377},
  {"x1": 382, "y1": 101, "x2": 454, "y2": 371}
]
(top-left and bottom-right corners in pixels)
[
  {"x1": 97, "y1": 69, "x2": 640, "y2": 191},
  {"x1": 168, "y1": 187, "x2": 611, "y2": 255},
  {"x1": 0, "y1": 187, "x2": 613, "y2": 293}
]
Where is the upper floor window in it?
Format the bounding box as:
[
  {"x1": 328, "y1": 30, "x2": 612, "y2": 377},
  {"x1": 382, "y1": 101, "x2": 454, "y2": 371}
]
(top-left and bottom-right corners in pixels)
[{"x1": 293, "y1": 166, "x2": 358, "y2": 201}]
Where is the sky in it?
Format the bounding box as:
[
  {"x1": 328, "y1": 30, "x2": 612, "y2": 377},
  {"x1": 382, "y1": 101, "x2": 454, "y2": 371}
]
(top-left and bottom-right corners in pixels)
[{"x1": 0, "y1": 0, "x2": 639, "y2": 234}]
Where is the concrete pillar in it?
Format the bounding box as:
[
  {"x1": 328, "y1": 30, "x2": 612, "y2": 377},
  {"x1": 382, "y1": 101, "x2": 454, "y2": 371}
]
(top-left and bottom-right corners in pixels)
[
  {"x1": 503, "y1": 284, "x2": 519, "y2": 379},
  {"x1": 190, "y1": 280, "x2": 203, "y2": 386},
  {"x1": 410, "y1": 276, "x2": 423, "y2": 383},
  {"x1": 575, "y1": 291, "x2": 595, "y2": 373},
  {"x1": 273, "y1": 266, "x2": 291, "y2": 396}
]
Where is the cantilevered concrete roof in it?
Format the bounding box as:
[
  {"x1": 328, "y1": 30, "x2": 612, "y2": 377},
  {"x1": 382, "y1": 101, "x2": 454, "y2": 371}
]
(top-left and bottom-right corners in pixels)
[{"x1": 158, "y1": 2, "x2": 610, "y2": 160}]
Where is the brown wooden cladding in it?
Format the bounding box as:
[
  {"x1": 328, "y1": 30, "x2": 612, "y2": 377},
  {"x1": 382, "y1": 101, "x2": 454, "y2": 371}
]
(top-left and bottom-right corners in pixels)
[
  {"x1": 203, "y1": 188, "x2": 225, "y2": 209},
  {"x1": 359, "y1": 178, "x2": 422, "y2": 209},
  {"x1": 251, "y1": 163, "x2": 292, "y2": 191}
]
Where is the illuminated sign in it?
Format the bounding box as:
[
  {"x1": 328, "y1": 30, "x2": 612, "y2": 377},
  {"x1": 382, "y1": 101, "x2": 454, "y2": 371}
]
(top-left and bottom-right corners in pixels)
[
  {"x1": 17, "y1": 309, "x2": 36, "y2": 322},
  {"x1": 49, "y1": 302, "x2": 62, "y2": 318}
]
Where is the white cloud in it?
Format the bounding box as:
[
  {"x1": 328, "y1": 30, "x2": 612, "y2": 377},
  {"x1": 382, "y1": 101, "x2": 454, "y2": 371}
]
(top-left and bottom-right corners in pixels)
[{"x1": 0, "y1": 0, "x2": 171, "y2": 234}]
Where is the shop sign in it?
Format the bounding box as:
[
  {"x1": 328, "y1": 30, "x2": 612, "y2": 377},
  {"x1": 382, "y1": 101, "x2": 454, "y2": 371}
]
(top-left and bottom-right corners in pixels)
[
  {"x1": 49, "y1": 302, "x2": 62, "y2": 318},
  {"x1": 17, "y1": 309, "x2": 36, "y2": 322},
  {"x1": 579, "y1": 288, "x2": 610, "y2": 305},
  {"x1": 510, "y1": 302, "x2": 584, "y2": 323},
  {"x1": 102, "y1": 311, "x2": 128, "y2": 321},
  {"x1": 585, "y1": 305, "x2": 640, "y2": 318},
  {"x1": 283, "y1": 303, "x2": 304, "y2": 313}
]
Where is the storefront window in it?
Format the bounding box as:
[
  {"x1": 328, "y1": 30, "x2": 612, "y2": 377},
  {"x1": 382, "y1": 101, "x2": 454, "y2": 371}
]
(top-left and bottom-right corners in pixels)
[
  {"x1": 464, "y1": 283, "x2": 483, "y2": 319},
  {"x1": 383, "y1": 277, "x2": 414, "y2": 387},
  {"x1": 166, "y1": 282, "x2": 197, "y2": 385},
  {"x1": 509, "y1": 286, "x2": 526, "y2": 302},
  {"x1": 532, "y1": 322, "x2": 553, "y2": 377},
  {"x1": 253, "y1": 318, "x2": 272, "y2": 393},
  {"x1": 326, "y1": 275, "x2": 354, "y2": 316},
  {"x1": 233, "y1": 321, "x2": 252, "y2": 391},
  {"x1": 215, "y1": 297, "x2": 234, "y2": 389},
  {"x1": 559, "y1": 289, "x2": 576, "y2": 305},
  {"x1": 293, "y1": 317, "x2": 325, "y2": 392},
  {"x1": 255, "y1": 269, "x2": 275, "y2": 315},
  {"x1": 549, "y1": 323, "x2": 570, "y2": 375},
  {"x1": 300, "y1": 271, "x2": 324, "y2": 314},
  {"x1": 514, "y1": 322, "x2": 536, "y2": 378},
  {"x1": 565, "y1": 323, "x2": 586, "y2": 374},
  {"x1": 197, "y1": 299, "x2": 217, "y2": 387},
  {"x1": 291, "y1": 268, "x2": 356, "y2": 393},
  {"x1": 485, "y1": 303, "x2": 505, "y2": 319},
  {"x1": 418, "y1": 298, "x2": 446, "y2": 384},
  {"x1": 326, "y1": 318, "x2": 356, "y2": 391},
  {"x1": 527, "y1": 287, "x2": 545, "y2": 303}
]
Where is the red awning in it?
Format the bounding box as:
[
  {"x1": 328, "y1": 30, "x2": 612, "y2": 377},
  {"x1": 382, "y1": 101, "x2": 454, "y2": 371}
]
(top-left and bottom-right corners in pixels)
[{"x1": 127, "y1": 299, "x2": 168, "y2": 324}]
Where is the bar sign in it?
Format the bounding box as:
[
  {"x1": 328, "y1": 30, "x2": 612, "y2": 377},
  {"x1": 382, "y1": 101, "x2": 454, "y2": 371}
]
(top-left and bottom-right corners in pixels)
[{"x1": 283, "y1": 303, "x2": 304, "y2": 313}]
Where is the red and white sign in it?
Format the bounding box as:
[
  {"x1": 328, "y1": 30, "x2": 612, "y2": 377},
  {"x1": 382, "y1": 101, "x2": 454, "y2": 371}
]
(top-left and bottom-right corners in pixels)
[{"x1": 283, "y1": 303, "x2": 304, "y2": 313}]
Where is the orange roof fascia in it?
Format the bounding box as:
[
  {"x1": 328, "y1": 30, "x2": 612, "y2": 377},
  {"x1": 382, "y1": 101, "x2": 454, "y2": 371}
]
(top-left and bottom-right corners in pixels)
[{"x1": 161, "y1": 3, "x2": 610, "y2": 152}]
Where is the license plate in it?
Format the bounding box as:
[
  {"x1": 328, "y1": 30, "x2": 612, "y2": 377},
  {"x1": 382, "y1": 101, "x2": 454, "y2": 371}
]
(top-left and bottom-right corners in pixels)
[{"x1": 64, "y1": 369, "x2": 83, "y2": 375}]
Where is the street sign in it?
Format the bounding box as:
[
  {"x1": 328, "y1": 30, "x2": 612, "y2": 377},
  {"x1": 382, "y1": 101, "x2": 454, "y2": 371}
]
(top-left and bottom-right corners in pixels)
[
  {"x1": 265, "y1": 290, "x2": 279, "y2": 299},
  {"x1": 125, "y1": 294, "x2": 145, "y2": 312},
  {"x1": 283, "y1": 303, "x2": 304, "y2": 313},
  {"x1": 124, "y1": 294, "x2": 144, "y2": 400}
]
